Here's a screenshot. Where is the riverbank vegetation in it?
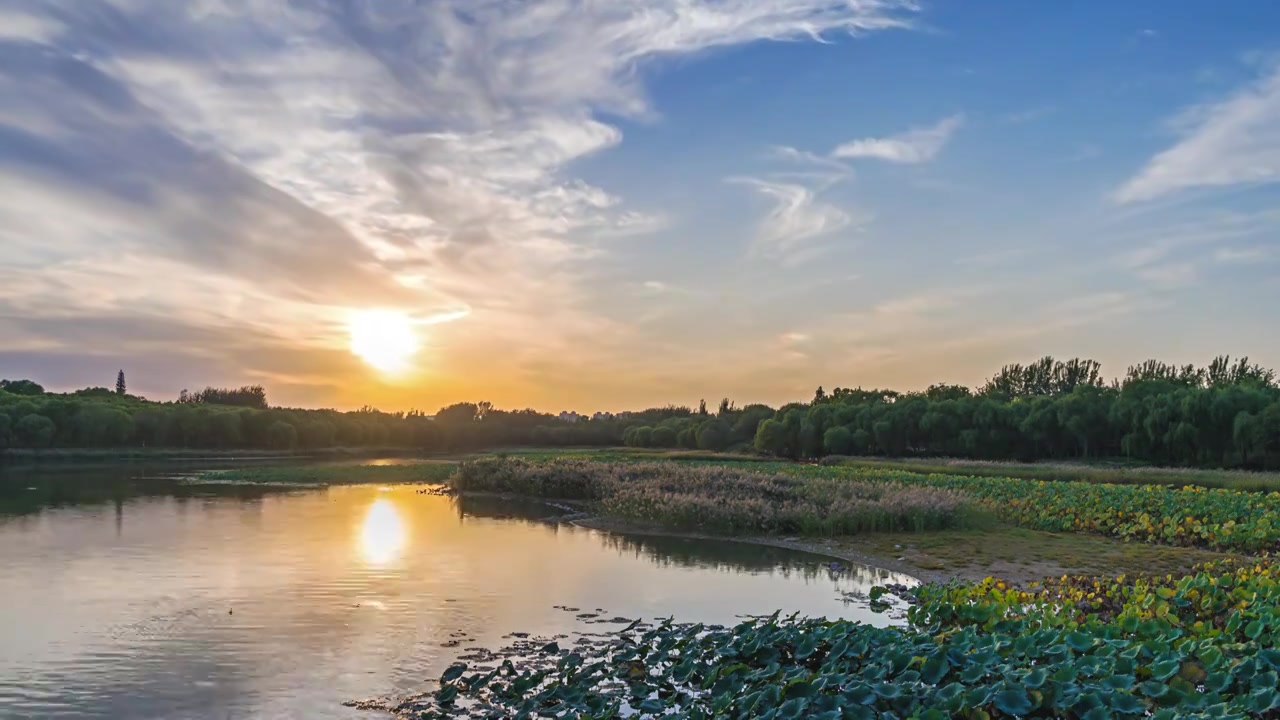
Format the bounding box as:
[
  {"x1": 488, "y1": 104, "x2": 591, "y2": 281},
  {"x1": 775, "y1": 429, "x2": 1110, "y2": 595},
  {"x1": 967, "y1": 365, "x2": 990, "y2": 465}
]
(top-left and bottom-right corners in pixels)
[
  {"x1": 475, "y1": 456, "x2": 1280, "y2": 554},
  {"x1": 757, "y1": 463, "x2": 1280, "y2": 554},
  {"x1": 819, "y1": 456, "x2": 1280, "y2": 492},
  {"x1": 410, "y1": 556, "x2": 1280, "y2": 719},
  {"x1": 450, "y1": 458, "x2": 980, "y2": 535},
  {"x1": 5, "y1": 353, "x2": 1280, "y2": 472}
]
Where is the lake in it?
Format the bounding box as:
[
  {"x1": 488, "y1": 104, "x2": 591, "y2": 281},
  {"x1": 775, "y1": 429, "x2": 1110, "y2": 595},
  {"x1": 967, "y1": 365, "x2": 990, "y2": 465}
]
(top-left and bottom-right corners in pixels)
[{"x1": 0, "y1": 460, "x2": 914, "y2": 719}]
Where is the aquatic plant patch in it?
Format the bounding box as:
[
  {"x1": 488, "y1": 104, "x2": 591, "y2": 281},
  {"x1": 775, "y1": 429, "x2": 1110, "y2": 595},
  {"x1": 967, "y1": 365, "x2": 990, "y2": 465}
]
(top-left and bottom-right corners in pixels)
[
  {"x1": 911, "y1": 557, "x2": 1280, "y2": 645},
  {"x1": 405, "y1": 602, "x2": 1280, "y2": 719},
  {"x1": 734, "y1": 462, "x2": 1280, "y2": 553}
]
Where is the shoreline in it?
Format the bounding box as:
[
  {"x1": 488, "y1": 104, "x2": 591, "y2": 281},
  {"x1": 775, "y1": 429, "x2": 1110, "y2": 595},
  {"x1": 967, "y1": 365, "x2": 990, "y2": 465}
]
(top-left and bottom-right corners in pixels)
[
  {"x1": 442, "y1": 489, "x2": 1228, "y2": 586},
  {"x1": 566, "y1": 514, "x2": 946, "y2": 583},
  {"x1": 451, "y1": 490, "x2": 960, "y2": 584}
]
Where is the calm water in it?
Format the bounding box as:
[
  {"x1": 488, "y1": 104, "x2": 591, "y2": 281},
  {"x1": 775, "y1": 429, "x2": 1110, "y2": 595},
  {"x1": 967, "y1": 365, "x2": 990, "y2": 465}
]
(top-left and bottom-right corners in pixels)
[{"x1": 0, "y1": 461, "x2": 914, "y2": 719}]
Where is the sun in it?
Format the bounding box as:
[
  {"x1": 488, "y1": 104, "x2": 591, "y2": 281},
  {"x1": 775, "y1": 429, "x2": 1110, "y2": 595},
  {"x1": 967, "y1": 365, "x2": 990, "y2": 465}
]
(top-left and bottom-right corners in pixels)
[{"x1": 348, "y1": 310, "x2": 419, "y2": 374}]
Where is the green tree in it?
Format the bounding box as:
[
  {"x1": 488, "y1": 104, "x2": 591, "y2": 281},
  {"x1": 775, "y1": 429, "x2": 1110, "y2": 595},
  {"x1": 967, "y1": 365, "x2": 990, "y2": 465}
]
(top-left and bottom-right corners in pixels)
[
  {"x1": 677, "y1": 427, "x2": 697, "y2": 449},
  {"x1": 115, "y1": 370, "x2": 127, "y2": 396},
  {"x1": 15, "y1": 414, "x2": 56, "y2": 448},
  {"x1": 267, "y1": 420, "x2": 298, "y2": 450},
  {"x1": 632, "y1": 426, "x2": 654, "y2": 447},
  {"x1": 650, "y1": 426, "x2": 678, "y2": 447},
  {"x1": 72, "y1": 405, "x2": 135, "y2": 446},
  {"x1": 0, "y1": 379, "x2": 44, "y2": 396},
  {"x1": 1234, "y1": 411, "x2": 1262, "y2": 462},
  {"x1": 695, "y1": 420, "x2": 729, "y2": 451},
  {"x1": 209, "y1": 412, "x2": 244, "y2": 448},
  {"x1": 753, "y1": 419, "x2": 787, "y2": 456},
  {"x1": 823, "y1": 426, "x2": 855, "y2": 455}
]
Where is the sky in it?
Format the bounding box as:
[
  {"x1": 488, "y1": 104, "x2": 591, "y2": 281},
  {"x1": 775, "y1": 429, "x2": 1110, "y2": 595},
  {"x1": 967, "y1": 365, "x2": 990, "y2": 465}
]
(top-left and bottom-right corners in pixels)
[{"x1": 1, "y1": 0, "x2": 1279, "y2": 413}]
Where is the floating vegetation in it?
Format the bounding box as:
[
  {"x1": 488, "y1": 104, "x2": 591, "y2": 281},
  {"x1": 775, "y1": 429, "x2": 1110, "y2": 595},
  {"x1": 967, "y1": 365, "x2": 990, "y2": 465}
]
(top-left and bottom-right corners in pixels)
[
  {"x1": 451, "y1": 458, "x2": 982, "y2": 535},
  {"x1": 391, "y1": 557, "x2": 1280, "y2": 719},
  {"x1": 817, "y1": 456, "x2": 1280, "y2": 493},
  {"x1": 774, "y1": 463, "x2": 1280, "y2": 553}
]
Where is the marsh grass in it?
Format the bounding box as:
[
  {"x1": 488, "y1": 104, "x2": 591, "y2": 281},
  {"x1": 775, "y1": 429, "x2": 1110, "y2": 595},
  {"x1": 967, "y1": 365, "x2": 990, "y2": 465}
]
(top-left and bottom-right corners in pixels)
[{"x1": 450, "y1": 457, "x2": 983, "y2": 535}]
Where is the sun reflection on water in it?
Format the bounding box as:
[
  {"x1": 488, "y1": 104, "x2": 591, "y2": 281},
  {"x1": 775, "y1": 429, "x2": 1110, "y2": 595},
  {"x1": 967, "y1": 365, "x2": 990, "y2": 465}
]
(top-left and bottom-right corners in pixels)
[{"x1": 358, "y1": 498, "x2": 406, "y2": 567}]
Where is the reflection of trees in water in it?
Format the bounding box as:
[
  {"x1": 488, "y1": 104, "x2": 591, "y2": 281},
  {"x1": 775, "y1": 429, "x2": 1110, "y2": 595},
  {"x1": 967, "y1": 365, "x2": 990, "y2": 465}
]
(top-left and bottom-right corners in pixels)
[
  {"x1": 452, "y1": 494, "x2": 904, "y2": 586},
  {"x1": 596, "y1": 533, "x2": 902, "y2": 586},
  {"x1": 452, "y1": 494, "x2": 568, "y2": 525},
  {"x1": 0, "y1": 462, "x2": 279, "y2": 520}
]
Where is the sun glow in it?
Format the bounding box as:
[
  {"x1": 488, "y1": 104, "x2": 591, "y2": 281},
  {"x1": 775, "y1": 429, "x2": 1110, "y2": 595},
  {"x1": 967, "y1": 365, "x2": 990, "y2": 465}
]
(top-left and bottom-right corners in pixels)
[
  {"x1": 349, "y1": 310, "x2": 419, "y2": 373},
  {"x1": 358, "y1": 498, "x2": 406, "y2": 566}
]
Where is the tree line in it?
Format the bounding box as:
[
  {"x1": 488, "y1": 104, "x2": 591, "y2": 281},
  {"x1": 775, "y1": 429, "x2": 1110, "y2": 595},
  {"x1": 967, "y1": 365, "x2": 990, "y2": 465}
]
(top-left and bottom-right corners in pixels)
[
  {"x1": 2, "y1": 354, "x2": 1278, "y2": 468},
  {"x1": 750, "y1": 356, "x2": 1280, "y2": 468}
]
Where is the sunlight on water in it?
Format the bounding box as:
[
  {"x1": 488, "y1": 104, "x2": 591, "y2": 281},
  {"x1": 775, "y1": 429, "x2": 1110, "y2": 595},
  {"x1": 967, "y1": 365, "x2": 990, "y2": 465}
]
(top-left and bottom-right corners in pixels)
[
  {"x1": 358, "y1": 497, "x2": 406, "y2": 566},
  {"x1": 0, "y1": 473, "x2": 913, "y2": 719}
]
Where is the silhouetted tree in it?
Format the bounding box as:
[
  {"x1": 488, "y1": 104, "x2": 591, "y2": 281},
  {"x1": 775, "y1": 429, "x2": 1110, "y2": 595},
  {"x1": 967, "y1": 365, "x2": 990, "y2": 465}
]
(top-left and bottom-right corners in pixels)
[
  {"x1": 115, "y1": 370, "x2": 127, "y2": 396},
  {"x1": 0, "y1": 379, "x2": 45, "y2": 396}
]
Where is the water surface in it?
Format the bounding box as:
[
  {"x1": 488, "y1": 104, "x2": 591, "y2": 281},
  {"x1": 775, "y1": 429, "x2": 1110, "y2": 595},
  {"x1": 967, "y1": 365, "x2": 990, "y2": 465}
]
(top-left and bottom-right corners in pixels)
[{"x1": 0, "y1": 462, "x2": 912, "y2": 719}]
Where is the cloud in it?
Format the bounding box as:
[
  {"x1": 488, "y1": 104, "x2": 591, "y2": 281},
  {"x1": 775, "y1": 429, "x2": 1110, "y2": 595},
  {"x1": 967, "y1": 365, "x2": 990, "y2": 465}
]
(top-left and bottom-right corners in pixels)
[
  {"x1": 0, "y1": 0, "x2": 917, "y2": 405},
  {"x1": 1104, "y1": 208, "x2": 1280, "y2": 288},
  {"x1": 1115, "y1": 64, "x2": 1280, "y2": 203},
  {"x1": 730, "y1": 177, "x2": 863, "y2": 263},
  {"x1": 1136, "y1": 262, "x2": 1198, "y2": 289},
  {"x1": 0, "y1": 7, "x2": 61, "y2": 42},
  {"x1": 832, "y1": 114, "x2": 964, "y2": 163},
  {"x1": 1001, "y1": 106, "x2": 1055, "y2": 125},
  {"x1": 768, "y1": 144, "x2": 852, "y2": 173},
  {"x1": 1215, "y1": 245, "x2": 1271, "y2": 264}
]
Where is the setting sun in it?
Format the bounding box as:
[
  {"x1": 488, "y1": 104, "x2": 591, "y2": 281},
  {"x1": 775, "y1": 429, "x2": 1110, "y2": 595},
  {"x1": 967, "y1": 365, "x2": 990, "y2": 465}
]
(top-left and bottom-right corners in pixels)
[{"x1": 349, "y1": 310, "x2": 419, "y2": 374}]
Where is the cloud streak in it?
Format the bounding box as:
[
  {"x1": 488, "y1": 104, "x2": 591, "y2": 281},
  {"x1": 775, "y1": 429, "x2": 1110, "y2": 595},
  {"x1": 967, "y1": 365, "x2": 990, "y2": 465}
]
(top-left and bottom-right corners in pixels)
[
  {"x1": 832, "y1": 114, "x2": 964, "y2": 163},
  {"x1": 1115, "y1": 64, "x2": 1280, "y2": 203}
]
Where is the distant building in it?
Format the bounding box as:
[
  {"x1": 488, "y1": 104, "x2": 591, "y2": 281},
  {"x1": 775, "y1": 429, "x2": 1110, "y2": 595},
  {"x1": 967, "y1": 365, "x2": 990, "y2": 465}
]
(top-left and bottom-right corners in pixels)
[
  {"x1": 558, "y1": 411, "x2": 581, "y2": 423},
  {"x1": 591, "y1": 411, "x2": 613, "y2": 421}
]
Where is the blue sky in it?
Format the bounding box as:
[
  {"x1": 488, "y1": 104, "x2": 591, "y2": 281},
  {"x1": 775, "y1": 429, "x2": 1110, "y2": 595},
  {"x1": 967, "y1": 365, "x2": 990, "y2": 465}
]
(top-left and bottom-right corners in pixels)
[{"x1": 0, "y1": 0, "x2": 1278, "y2": 411}]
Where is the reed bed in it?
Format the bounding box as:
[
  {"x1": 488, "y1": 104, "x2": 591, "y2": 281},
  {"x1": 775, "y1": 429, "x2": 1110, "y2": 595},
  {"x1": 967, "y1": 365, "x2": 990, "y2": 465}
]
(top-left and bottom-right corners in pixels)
[{"x1": 450, "y1": 457, "x2": 979, "y2": 535}]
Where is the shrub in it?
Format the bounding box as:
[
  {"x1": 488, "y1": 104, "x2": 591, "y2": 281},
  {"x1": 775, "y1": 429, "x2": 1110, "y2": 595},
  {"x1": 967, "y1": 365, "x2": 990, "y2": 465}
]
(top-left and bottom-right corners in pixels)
[{"x1": 650, "y1": 426, "x2": 678, "y2": 447}]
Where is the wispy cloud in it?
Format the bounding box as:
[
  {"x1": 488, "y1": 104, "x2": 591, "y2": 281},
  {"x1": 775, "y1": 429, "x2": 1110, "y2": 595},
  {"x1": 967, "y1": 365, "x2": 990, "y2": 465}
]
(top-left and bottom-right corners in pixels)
[
  {"x1": 832, "y1": 114, "x2": 964, "y2": 163},
  {"x1": 1137, "y1": 262, "x2": 1199, "y2": 289},
  {"x1": 1215, "y1": 245, "x2": 1272, "y2": 264},
  {"x1": 768, "y1": 145, "x2": 853, "y2": 173},
  {"x1": 730, "y1": 177, "x2": 863, "y2": 264},
  {"x1": 1115, "y1": 64, "x2": 1280, "y2": 203}
]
